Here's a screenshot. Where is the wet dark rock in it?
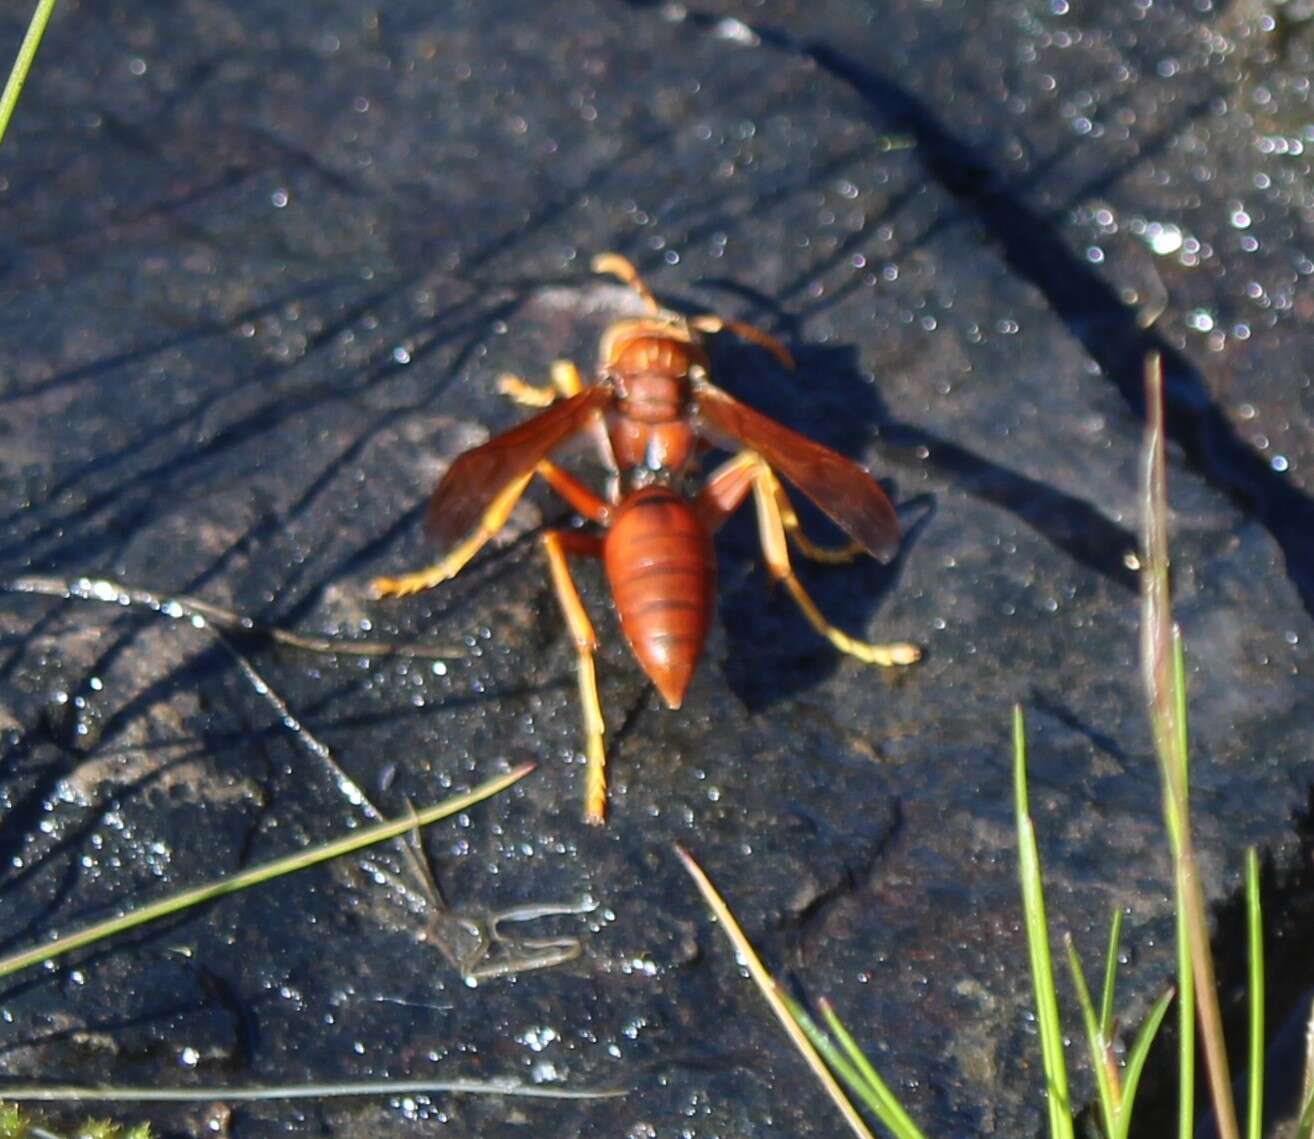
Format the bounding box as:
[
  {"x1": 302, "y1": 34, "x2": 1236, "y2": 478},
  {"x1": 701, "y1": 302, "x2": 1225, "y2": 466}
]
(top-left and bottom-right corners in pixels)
[{"x1": 0, "y1": 0, "x2": 1312, "y2": 1135}]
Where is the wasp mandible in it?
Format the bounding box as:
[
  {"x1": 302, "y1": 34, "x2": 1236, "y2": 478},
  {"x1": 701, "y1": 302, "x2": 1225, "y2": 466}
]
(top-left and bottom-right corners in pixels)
[{"x1": 373, "y1": 254, "x2": 919, "y2": 824}]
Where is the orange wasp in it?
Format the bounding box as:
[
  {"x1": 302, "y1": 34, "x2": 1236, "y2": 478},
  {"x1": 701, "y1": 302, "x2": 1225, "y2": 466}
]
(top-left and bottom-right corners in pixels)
[{"x1": 373, "y1": 254, "x2": 919, "y2": 824}]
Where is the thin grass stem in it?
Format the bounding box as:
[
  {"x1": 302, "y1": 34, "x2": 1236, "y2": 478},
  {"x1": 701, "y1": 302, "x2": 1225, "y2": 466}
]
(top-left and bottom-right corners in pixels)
[
  {"x1": 675, "y1": 846, "x2": 878, "y2": 1139},
  {"x1": 782, "y1": 998, "x2": 921, "y2": 1137},
  {"x1": 0, "y1": 765, "x2": 532, "y2": 980},
  {"x1": 1065, "y1": 934, "x2": 1117, "y2": 1137},
  {"x1": 1, "y1": 575, "x2": 463, "y2": 660},
  {"x1": 0, "y1": 0, "x2": 58, "y2": 146},
  {"x1": 1100, "y1": 907, "x2": 1124, "y2": 1040},
  {"x1": 1176, "y1": 857, "x2": 1197, "y2": 1139},
  {"x1": 1141, "y1": 352, "x2": 1237, "y2": 1139},
  {"x1": 1245, "y1": 847, "x2": 1263, "y2": 1139},
  {"x1": 0, "y1": 1079, "x2": 622, "y2": 1102},
  {"x1": 816, "y1": 998, "x2": 927, "y2": 1139}
]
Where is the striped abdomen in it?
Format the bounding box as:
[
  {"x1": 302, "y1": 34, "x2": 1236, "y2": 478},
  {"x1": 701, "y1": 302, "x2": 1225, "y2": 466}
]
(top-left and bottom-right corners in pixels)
[{"x1": 603, "y1": 487, "x2": 715, "y2": 709}]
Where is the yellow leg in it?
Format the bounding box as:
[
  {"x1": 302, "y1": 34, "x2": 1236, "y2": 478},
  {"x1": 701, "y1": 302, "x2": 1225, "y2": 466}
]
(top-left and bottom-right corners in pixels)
[
  {"x1": 550, "y1": 360, "x2": 584, "y2": 396},
  {"x1": 591, "y1": 252, "x2": 660, "y2": 314},
  {"x1": 542, "y1": 530, "x2": 609, "y2": 825},
  {"x1": 497, "y1": 375, "x2": 557, "y2": 407},
  {"x1": 496, "y1": 359, "x2": 586, "y2": 407},
  {"x1": 370, "y1": 472, "x2": 534, "y2": 599},
  {"x1": 750, "y1": 462, "x2": 920, "y2": 667},
  {"x1": 765, "y1": 467, "x2": 866, "y2": 565}
]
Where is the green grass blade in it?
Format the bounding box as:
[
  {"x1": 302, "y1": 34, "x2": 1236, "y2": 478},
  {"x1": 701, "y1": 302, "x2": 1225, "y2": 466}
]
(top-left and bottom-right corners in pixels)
[
  {"x1": 1172, "y1": 628, "x2": 1189, "y2": 788},
  {"x1": 676, "y1": 846, "x2": 880, "y2": 1139},
  {"x1": 1014, "y1": 705, "x2": 1075, "y2": 1139},
  {"x1": 1100, "y1": 907, "x2": 1124, "y2": 1040},
  {"x1": 1115, "y1": 987, "x2": 1176, "y2": 1139},
  {"x1": 780, "y1": 997, "x2": 927, "y2": 1139},
  {"x1": 1245, "y1": 847, "x2": 1264, "y2": 1139},
  {"x1": 780, "y1": 1000, "x2": 885, "y2": 1120},
  {"x1": 815, "y1": 998, "x2": 928, "y2": 1139},
  {"x1": 0, "y1": 0, "x2": 59, "y2": 147},
  {"x1": 1176, "y1": 859, "x2": 1196, "y2": 1139},
  {"x1": 1164, "y1": 629, "x2": 1194, "y2": 1139},
  {"x1": 1064, "y1": 934, "x2": 1117, "y2": 1139},
  {"x1": 0, "y1": 764, "x2": 533, "y2": 980}
]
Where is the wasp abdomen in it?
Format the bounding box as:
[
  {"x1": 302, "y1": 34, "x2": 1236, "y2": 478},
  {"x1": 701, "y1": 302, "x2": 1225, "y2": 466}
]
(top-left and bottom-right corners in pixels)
[{"x1": 603, "y1": 487, "x2": 715, "y2": 709}]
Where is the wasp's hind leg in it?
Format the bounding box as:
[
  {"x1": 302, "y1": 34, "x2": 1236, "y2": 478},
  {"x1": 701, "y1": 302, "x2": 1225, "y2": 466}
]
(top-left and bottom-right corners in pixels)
[
  {"x1": 749, "y1": 459, "x2": 919, "y2": 667},
  {"x1": 542, "y1": 529, "x2": 610, "y2": 824},
  {"x1": 767, "y1": 468, "x2": 866, "y2": 565},
  {"x1": 698, "y1": 453, "x2": 920, "y2": 667}
]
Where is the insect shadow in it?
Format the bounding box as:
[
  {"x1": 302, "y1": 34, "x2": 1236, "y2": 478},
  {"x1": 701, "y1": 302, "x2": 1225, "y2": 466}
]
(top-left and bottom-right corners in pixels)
[{"x1": 711, "y1": 328, "x2": 1142, "y2": 712}]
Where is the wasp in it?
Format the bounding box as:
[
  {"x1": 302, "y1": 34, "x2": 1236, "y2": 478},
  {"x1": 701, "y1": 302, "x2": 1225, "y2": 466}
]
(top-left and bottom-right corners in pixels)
[{"x1": 373, "y1": 254, "x2": 919, "y2": 824}]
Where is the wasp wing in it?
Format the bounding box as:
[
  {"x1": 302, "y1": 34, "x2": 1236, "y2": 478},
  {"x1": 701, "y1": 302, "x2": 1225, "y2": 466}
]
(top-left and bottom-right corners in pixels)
[
  {"x1": 694, "y1": 381, "x2": 901, "y2": 563},
  {"x1": 424, "y1": 385, "x2": 610, "y2": 546}
]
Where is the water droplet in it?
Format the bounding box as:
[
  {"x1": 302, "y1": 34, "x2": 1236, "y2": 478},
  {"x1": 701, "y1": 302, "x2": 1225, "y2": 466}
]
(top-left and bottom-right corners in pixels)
[
  {"x1": 1145, "y1": 223, "x2": 1183, "y2": 255},
  {"x1": 713, "y1": 17, "x2": 759, "y2": 45},
  {"x1": 91, "y1": 579, "x2": 120, "y2": 602}
]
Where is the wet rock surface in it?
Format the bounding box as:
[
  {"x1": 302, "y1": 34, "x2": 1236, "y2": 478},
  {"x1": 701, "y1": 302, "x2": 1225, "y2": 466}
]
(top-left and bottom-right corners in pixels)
[{"x1": 0, "y1": 0, "x2": 1312, "y2": 1135}]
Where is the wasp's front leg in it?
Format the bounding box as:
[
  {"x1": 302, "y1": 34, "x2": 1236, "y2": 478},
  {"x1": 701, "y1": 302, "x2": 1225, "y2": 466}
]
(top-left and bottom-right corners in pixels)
[{"x1": 497, "y1": 359, "x2": 586, "y2": 407}]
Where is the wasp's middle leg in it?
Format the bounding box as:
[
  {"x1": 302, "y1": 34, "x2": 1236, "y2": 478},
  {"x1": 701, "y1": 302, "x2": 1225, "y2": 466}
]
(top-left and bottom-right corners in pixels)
[{"x1": 370, "y1": 451, "x2": 610, "y2": 599}]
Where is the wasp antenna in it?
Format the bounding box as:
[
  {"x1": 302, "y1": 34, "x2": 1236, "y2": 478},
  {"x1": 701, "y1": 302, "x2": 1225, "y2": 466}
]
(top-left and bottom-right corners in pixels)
[
  {"x1": 689, "y1": 313, "x2": 796, "y2": 371},
  {"x1": 592, "y1": 252, "x2": 662, "y2": 314}
]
